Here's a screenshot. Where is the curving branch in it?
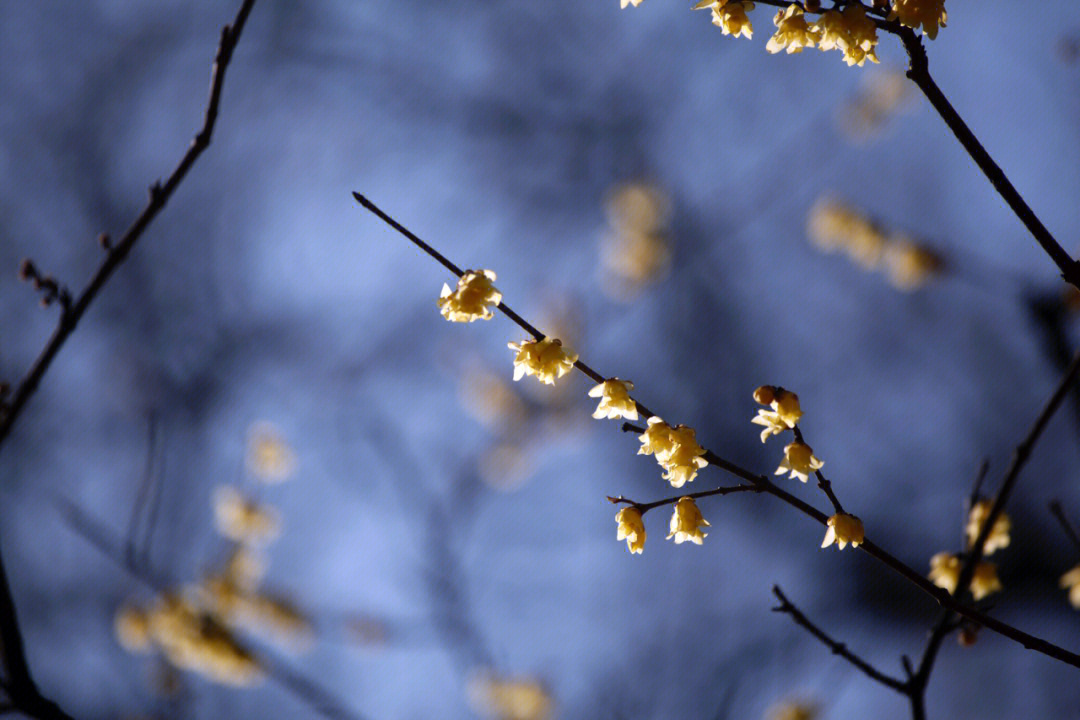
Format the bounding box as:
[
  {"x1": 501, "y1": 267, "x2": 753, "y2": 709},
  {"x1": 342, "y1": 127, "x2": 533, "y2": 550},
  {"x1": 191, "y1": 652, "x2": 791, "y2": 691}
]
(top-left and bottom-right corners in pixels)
[
  {"x1": 354, "y1": 193, "x2": 1080, "y2": 672},
  {"x1": 0, "y1": 0, "x2": 257, "y2": 452}
]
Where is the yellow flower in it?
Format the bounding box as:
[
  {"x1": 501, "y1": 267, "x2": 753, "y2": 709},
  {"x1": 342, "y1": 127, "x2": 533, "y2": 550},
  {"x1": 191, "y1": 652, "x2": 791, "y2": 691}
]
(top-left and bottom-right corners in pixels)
[
  {"x1": 888, "y1": 0, "x2": 947, "y2": 40},
  {"x1": 1060, "y1": 564, "x2": 1080, "y2": 609},
  {"x1": 775, "y1": 441, "x2": 823, "y2": 482},
  {"x1": 615, "y1": 507, "x2": 646, "y2": 554},
  {"x1": 813, "y1": 5, "x2": 878, "y2": 67},
  {"x1": 970, "y1": 562, "x2": 1002, "y2": 601},
  {"x1": 212, "y1": 486, "x2": 281, "y2": 547},
  {"x1": 621, "y1": 0, "x2": 643, "y2": 6},
  {"x1": 697, "y1": 0, "x2": 755, "y2": 39},
  {"x1": 115, "y1": 605, "x2": 151, "y2": 652},
  {"x1": 751, "y1": 409, "x2": 787, "y2": 443},
  {"x1": 246, "y1": 422, "x2": 296, "y2": 483},
  {"x1": 965, "y1": 500, "x2": 1011, "y2": 555},
  {"x1": 637, "y1": 417, "x2": 709, "y2": 487},
  {"x1": 467, "y1": 671, "x2": 552, "y2": 720},
  {"x1": 928, "y1": 552, "x2": 961, "y2": 594},
  {"x1": 751, "y1": 386, "x2": 801, "y2": 442},
  {"x1": 588, "y1": 378, "x2": 638, "y2": 420},
  {"x1": 507, "y1": 337, "x2": 578, "y2": 385},
  {"x1": 928, "y1": 552, "x2": 1001, "y2": 600},
  {"x1": 883, "y1": 237, "x2": 942, "y2": 291},
  {"x1": 438, "y1": 269, "x2": 502, "y2": 322},
  {"x1": 667, "y1": 496, "x2": 710, "y2": 545},
  {"x1": 821, "y1": 513, "x2": 864, "y2": 550},
  {"x1": 766, "y1": 4, "x2": 820, "y2": 54}
]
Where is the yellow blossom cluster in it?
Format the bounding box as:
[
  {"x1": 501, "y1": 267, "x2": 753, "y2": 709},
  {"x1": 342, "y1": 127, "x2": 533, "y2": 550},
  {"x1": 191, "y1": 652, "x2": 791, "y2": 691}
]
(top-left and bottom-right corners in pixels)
[
  {"x1": 439, "y1": 269, "x2": 502, "y2": 322},
  {"x1": 638, "y1": 416, "x2": 709, "y2": 487},
  {"x1": 115, "y1": 595, "x2": 262, "y2": 687},
  {"x1": 194, "y1": 574, "x2": 313, "y2": 649},
  {"x1": 668, "y1": 496, "x2": 710, "y2": 545},
  {"x1": 600, "y1": 182, "x2": 672, "y2": 299},
  {"x1": 588, "y1": 378, "x2": 638, "y2": 420},
  {"x1": 694, "y1": 0, "x2": 755, "y2": 40},
  {"x1": 808, "y1": 197, "x2": 942, "y2": 290},
  {"x1": 761, "y1": 4, "x2": 879, "y2": 66},
  {"x1": 765, "y1": 4, "x2": 817, "y2": 54},
  {"x1": 213, "y1": 486, "x2": 281, "y2": 547},
  {"x1": 508, "y1": 337, "x2": 578, "y2": 385},
  {"x1": 767, "y1": 700, "x2": 819, "y2": 720},
  {"x1": 928, "y1": 552, "x2": 1002, "y2": 601},
  {"x1": 247, "y1": 421, "x2": 297, "y2": 482},
  {"x1": 821, "y1": 512, "x2": 864, "y2": 550},
  {"x1": 751, "y1": 385, "x2": 802, "y2": 442},
  {"x1": 839, "y1": 70, "x2": 910, "y2": 140},
  {"x1": 888, "y1": 0, "x2": 947, "y2": 40},
  {"x1": 615, "y1": 506, "x2": 646, "y2": 554},
  {"x1": 965, "y1": 500, "x2": 1011, "y2": 555},
  {"x1": 467, "y1": 670, "x2": 553, "y2": 720}
]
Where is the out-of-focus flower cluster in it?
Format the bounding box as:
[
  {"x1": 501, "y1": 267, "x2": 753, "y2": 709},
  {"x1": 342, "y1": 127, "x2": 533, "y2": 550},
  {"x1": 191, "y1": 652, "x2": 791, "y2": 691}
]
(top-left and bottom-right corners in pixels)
[
  {"x1": 766, "y1": 700, "x2": 819, "y2": 720},
  {"x1": 599, "y1": 182, "x2": 672, "y2": 300},
  {"x1": 838, "y1": 69, "x2": 910, "y2": 140},
  {"x1": 927, "y1": 500, "x2": 1011, "y2": 602},
  {"x1": 115, "y1": 424, "x2": 311, "y2": 686},
  {"x1": 808, "y1": 197, "x2": 944, "y2": 291},
  {"x1": 467, "y1": 670, "x2": 553, "y2": 720}
]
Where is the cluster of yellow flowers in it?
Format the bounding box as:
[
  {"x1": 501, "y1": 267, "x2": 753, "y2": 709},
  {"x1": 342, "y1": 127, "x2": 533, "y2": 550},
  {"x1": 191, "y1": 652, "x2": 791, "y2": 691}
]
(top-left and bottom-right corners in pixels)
[
  {"x1": 808, "y1": 197, "x2": 943, "y2": 291},
  {"x1": 467, "y1": 670, "x2": 553, "y2": 720},
  {"x1": 439, "y1": 269, "x2": 503, "y2": 322},
  {"x1": 116, "y1": 424, "x2": 312, "y2": 685},
  {"x1": 637, "y1": 416, "x2": 710, "y2": 488},
  {"x1": 600, "y1": 182, "x2": 672, "y2": 299},
  {"x1": 839, "y1": 69, "x2": 910, "y2": 140},
  {"x1": 508, "y1": 337, "x2": 578, "y2": 384},
  {"x1": 927, "y1": 500, "x2": 1009, "y2": 601},
  {"x1": 622, "y1": 0, "x2": 948, "y2": 68},
  {"x1": 751, "y1": 386, "x2": 826, "y2": 483}
]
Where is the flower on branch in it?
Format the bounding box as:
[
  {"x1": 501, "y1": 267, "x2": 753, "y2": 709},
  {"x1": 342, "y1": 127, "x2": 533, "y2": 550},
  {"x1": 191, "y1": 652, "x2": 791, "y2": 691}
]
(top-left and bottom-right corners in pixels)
[
  {"x1": 821, "y1": 513, "x2": 864, "y2": 550},
  {"x1": 507, "y1": 337, "x2": 578, "y2": 385},
  {"x1": 637, "y1": 416, "x2": 709, "y2": 487},
  {"x1": 588, "y1": 378, "x2": 638, "y2": 420},
  {"x1": 928, "y1": 552, "x2": 1002, "y2": 600},
  {"x1": 775, "y1": 441, "x2": 823, "y2": 482},
  {"x1": 695, "y1": 0, "x2": 755, "y2": 39},
  {"x1": 621, "y1": 0, "x2": 643, "y2": 7},
  {"x1": 213, "y1": 486, "x2": 281, "y2": 548},
  {"x1": 812, "y1": 5, "x2": 879, "y2": 67},
  {"x1": 766, "y1": 4, "x2": 820, "y2": 55},
  {"x1": 965, "y1": 500, "x2": 1011, "y2": 555},
  {"x1": 888, "y1": 0, "x2": 947, "y2": 40},
  {"x1": 752, "y1": 385, "x2": 802, "y2": 442},
  {"x1": 1060, "y1": 565, "x2": 1080, "y2": 609},
  {"x1": 615, "y1": 506, "x2": 646, "y2": 554},
  {"x1": 438, "y1": 269, "x2": 502, "y2": 322},
  {"x1": 667, "y1": 496, "x2": 710, "y2": 545}
]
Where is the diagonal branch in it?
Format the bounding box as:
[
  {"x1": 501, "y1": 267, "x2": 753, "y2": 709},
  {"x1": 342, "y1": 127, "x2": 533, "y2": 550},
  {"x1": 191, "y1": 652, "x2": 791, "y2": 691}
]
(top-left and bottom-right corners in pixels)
[
  {"x1": 0, "y1": 0, "x2": 257, "y2": 453},
  {"x1": 772, "y1": 585, "x2": 906, "y2": 693}
]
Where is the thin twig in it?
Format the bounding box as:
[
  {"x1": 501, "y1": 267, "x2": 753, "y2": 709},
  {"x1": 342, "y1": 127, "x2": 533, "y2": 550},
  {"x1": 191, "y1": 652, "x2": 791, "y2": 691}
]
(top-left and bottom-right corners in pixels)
[
  {"x1": 606, "y1": 483, "x2": 761, "y2": 513},
  {"x1": 355, "y1": 194, "x2": 1080, "y2": 670},
  {"x1": 792, "y1": 426, "x2": 844, "y2": 514},
  {"x1": 772, "y1": 585, "x2": 907, "y2": 693},
  {"x1": 0, "y1": 0, "x2": 257, "y2": 452}
]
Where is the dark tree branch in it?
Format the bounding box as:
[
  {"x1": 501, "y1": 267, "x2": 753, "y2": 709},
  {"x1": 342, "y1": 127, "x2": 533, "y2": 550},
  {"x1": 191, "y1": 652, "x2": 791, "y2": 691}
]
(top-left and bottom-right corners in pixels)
[
  {"x1": 772, "y1": 585, "x2": 906, "y2": 693},
  {"x1": 1050, "y1": 501, "x2": 1080, "y2": 555},
  {"x1": 356, "y1": 194, "x2": 1080, "y2": 671},
  {"x1": 0, "y1": 0, "x2": 257, "y2": 452}
]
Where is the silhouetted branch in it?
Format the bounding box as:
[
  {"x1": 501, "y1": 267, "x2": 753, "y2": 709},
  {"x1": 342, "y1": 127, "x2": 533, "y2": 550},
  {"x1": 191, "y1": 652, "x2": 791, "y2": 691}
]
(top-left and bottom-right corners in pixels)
[{"x1": 1050, "y1": 501, "x2": 1080, "y2": 556}]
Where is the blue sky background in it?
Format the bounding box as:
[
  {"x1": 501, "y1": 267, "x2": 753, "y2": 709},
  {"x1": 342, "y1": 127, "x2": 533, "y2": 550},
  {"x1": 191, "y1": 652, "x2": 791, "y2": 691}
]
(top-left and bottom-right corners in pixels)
[{"x1": 3, "y1": 1, "x2": 1080, "y2": 718}]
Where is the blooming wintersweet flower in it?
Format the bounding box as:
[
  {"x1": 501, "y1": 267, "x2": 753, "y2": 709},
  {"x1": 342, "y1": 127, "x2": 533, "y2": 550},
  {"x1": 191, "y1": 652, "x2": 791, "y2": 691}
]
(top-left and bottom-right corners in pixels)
[
  {"x1": 638, "y1": 416, "x2": 676, "y2": 460},
  {"x1": 507, "y1": 337, "x2": 578, "y2": 385},
  {"x1": 753, "y1": 385, "x2": 802, "y2": 426},
  {"x1": 929, "y1": 552, "x2": 961, "y2": 594},
  {"x1": 766, "y1": 4, "x2": 820, "y2": 54},
  {"x1": 667, "y1": 496, "x2": 710, "y2": 545},
  {"x1": 821, "y1": 513, "x2": 864, "y2": 550},
  {"x1": 638, "y1": 417, "x2": 709, "y2": 487},
  {"x1": 836, "y1": 4, "x2": 879, "y2": 67},
  {"x1": 697, "y1": 0, "x2": 755, "y2": 39},
  {"x1": 970, "y1": 562, "x2": 1002, "y2": 601},
  {"x1": 775, "y1": 441, "x2": 823, "y2": 482},
  {"x1": 588, "y1": 378, "x2": 638, "y2": 421},
  {"x1": 1060, "y1": 564, "x2": 1080, "y2": 609},
  {"x1": 965, "y1": 500, "x2": 1011, "y2": 555},
  {"x1": 615, "y1": 507, "x2": 646, "y2": 554},
  {"x1": 438, "y1": 269, "x2": 502, "y2": 322},
  {"x1": 621, "y1": 0, "x2": 643, "y2": 7},
  {"x1": 888, "y1": 0, "x2": 947, "y2": 40},
  {"x1": 751, "y1": 409, "x2": 787, "y2": 443}
]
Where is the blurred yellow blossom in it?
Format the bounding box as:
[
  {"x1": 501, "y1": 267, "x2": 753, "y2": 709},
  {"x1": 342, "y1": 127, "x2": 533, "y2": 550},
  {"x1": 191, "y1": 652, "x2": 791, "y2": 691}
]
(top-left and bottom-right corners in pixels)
[
  {"x1": 696, "y1": 0, "x2": 755, "y2": 39},
  {"x1": 588, "y1": 378, "x2": 638, "y2": 421},
  {"x1": 615, "y1": 506, "x2": 646, "y2": 554},
  {"x1": 247, "y1": 422, "x2": 296, "y2": 483},
  {"x1": 889, "y1": 0, "x2": 947, "y2": 40},
  {"x1": 637, "y1": 417, "x2": 708, "y2": 487},
  {"x1": 467, "y1": 671, "x2": 553, "y2": 720},
  {"x1": 115, "y1": 605, "x2": 152, "y2": 652},
  {"x1": 965, "y1": 500, "x2": 1011, "y2": 555},
  {"x1": 459, "y1": 368, "x2": 528, "y2": 429},
  {"x1": 224, "y1": 546, "x2": 267, "y2": 594},
  {"x1": 767, "y1": 700, "x2": 818, "y2": 720},
  {"x1": 971, "y1": 562, "x2": 1003, "y2": 601},
  {"x1": 766, "y1": 4, "x2": 820, "y2": 54},
  {"x1": 821, "y1": 513, "x2": 864, "y2": 550},
  {"x1": 508, "y1": 337, "x2": 578, "y2": 385},
  {"x1": 438, "y1": 269, "x2": 502, "y2": 322},
  {"x1": 667, "y1": 496, "x2": 710, "y2": 545},
  {"x1": 882, "y1": 237, "x2": 943, "y2": 291},
  {"x1": 213, "y1": 486, "x2": 281, "y2": 547},
  {"x1": 928, "y1": 552, "x2": 961, "y2": 594},
  {"x1": 601, "y1": 183, "x2": 672, "y2": 299},
  {"x1": 775, "y1": 441, "x2": 823, "y2": 482},
  {"x1": 839, "y1": 69, "x2": 910, "y2": 140},
  {"x1": 1060, "y1": 565, "x2": 1080, "y2": 609}
]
